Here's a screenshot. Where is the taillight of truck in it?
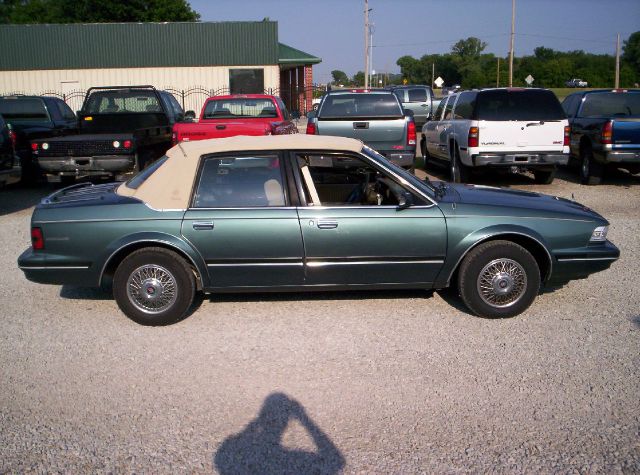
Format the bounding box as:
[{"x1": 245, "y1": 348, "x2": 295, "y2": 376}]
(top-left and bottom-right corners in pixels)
[
  {"x1": 306, "y1": 122, "x2": 317, "y2": 135},
  {"x1": 468, "y1": 127, "x2": 479, "y2": 147},
  {"x1": 407, "y1": 120, "x2": 416, "y2": 146},
  {"x1": 564, "y1": 126, "x2": 570, "y2": 146},
  {"x1": 31, "y1": 227, "x2": 44, "y2": 250},
  {"x1": 171, "y1": 131, "x2": 179, "y2": 145},
  {"x1": 601, "y1": 121, "x2": 613, "y2": 145}
]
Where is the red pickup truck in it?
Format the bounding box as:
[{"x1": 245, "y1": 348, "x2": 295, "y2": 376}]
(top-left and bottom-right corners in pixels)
[{"x1": 172, "y1": 94, "x2": 297, "y2": 144}]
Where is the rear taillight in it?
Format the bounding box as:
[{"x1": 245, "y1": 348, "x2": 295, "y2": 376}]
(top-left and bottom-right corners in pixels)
[
  {"x1": 171, "y1": 131, "x2": 178, "y2": 145},
  {"x1": 306, "y1": 121, "x2": 317, "y2": 135},
  {"x1": 123, "y1": 140, "x2": 132, "y2": 149},
  {"x1": 601, "y1": 121, "x2": 613, "y2": 145},
  {"x1": 31, "y1": 227, "x2": 44, "y2": 250},
  {"x1": 8, "y1": 129, "x2": 17, "y2": 149},
  {"x1": 31, "y1": 142, "x2": 39, "y2": 152},
  {"x1": 468, "y1": 126, "x2": 479, "y2": 148},
  {"x1": 407, "y1": 120, "x2": 416, "y2": 146},
  {"x1": 564, "y1": 126, "x2": 570, "y2": 146}
]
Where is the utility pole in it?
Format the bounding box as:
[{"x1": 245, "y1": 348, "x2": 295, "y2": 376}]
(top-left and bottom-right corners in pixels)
[
  {"x1": 364, "y1": 0, "x2": 370, "y2": 89},
  {"x1": 497, "y1": 57, "x2": 500, "y2": 87},
  {"x1": 509, "y1": 0, "x2": 515, "y2": 87},
  {"x1": 615, "y1": 33, "x2": 621, "y2": 89},
  {"x1": 369, "y1": 22, "x2": 374, "y2": 88},
  {"x1": 432, "y1": 63, "x2": 435, "y2": 88}
]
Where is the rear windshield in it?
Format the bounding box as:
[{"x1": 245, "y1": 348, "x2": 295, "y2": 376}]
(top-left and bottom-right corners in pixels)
[
  {"x1": 579, "y1": 92, "x2": 640, "y2": 118},
  {"x1": 83, "y1": 90, "x2": 163, "y2": 114},
  {"x1": 474, "y1": 89, "x2": 565, "y2": 121},
  {"x1": 203, "y1": 98, "x2": 277, "y2": 119},
  {"x1": 0, "y1": 98, "x2": 49, "y2": 123},
  {"x1": 125, "y1": 155, "x2": 168, "y2": 189},
  {"x1": 319, "y1": 93, "x2": 402, "y2": 118}
]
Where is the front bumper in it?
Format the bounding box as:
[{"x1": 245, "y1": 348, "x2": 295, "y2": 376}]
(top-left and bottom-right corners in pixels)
[
  {"x1": 473, "y1": 153, "x2": 569, "y2": 167},
  {"x1": 36, "y1": 155, "x2": 136, "y2": 175},
  {"x1": 547, "y1": 240, "x2": 620, "y2": 286}
]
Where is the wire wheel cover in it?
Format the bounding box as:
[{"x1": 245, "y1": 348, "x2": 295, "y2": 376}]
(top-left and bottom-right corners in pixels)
[
  {"x1": 476, "y1": 258, "x2": 528, "y2": 308},
  {"x1": 127, "y1": 264, "x2": 178, "y2": 314}
]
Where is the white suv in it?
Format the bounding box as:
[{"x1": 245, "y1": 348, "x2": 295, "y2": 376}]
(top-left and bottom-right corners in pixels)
[{"x1": 421, "y1": 88, "x2": 570, "y2": 184}]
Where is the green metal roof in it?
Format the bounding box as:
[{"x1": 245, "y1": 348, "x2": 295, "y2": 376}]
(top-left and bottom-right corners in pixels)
[
  {"x1": 278, "y1": 43, "x2": 321, "y2": 65},
  {"x1": 0, "y1": 22, "x2": 280, "y2": 71}
]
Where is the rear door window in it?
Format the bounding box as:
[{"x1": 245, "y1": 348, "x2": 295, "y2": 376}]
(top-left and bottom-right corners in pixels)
[
  {"x1": 453, "y1": 92, "x2": 475, "y2": 119},
  {"x1": 407, "y1": 88, "x2": 427, "y2": 102},
  {"x1": 434, "y1": 97, "x2": 446, "y2": 120},
  {"x1": 443, "y1": 96, "x2": 456, "y2": 120},
  {"x1": 474, "y1": 89, "x2": 565, "y2": 121}
]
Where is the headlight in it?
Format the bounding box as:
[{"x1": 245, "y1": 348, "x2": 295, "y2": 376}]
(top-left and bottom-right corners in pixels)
[{"x1": 590, "y1": 226, "x2": 609, "y2": 242}]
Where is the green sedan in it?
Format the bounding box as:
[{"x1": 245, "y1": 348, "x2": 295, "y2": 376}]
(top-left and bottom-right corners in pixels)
[{"x1": 18, "y1": 135, "x2": 619, "y2": 326}]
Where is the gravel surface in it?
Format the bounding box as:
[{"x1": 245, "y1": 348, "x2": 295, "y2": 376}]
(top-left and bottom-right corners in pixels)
[{"x1": 1, "y1": 167, "x2": 639, "y2": 473}]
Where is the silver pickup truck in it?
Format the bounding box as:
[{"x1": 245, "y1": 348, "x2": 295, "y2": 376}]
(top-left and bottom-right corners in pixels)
[{"x1": 306, "y1": 90, "x2": 417, "y2": 170}]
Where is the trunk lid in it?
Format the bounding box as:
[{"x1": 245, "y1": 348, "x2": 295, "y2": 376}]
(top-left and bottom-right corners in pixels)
[{"x1": 478, "y1": 119, "x2": 567, "y2": 151}]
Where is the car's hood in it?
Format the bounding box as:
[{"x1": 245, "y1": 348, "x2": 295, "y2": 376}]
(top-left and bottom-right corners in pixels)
[{"x1": 442, "y1": 183, "x2": 605, "y2": 222}]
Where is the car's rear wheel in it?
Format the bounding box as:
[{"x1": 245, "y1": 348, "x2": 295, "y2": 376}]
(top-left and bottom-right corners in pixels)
[
  {"x1": 450, "y1": 147, "x2": 469, "y2": 183},
  {"x1": 580, "y1": 145, "x2": 603, "y2": 185},
  {"x1": 113, "y1": 247, "x2": 196, "y2": 326},
  {"x1": 457, "y1": 240, "x2": 540, "y2": 318},
  {"x1": 533, "y1": 168, "x2": 556, "y2": 184}
]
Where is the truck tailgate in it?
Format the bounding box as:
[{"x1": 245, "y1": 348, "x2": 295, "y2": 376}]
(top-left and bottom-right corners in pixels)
[
  {"x1": 479, "y1": 120, "x2": 566, "y2": 151},
  {"x1": 316, "y1": 118, "x2": 406, "y2": 150},
  {"x1": 175, "y1": 120, "x2": 269, "y2": 141},
  {"x1": 613, "y1": 118, "x2": 640, "y2": 148}
]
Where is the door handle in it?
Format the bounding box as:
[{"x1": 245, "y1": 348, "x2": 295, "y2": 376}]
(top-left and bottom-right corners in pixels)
[
  {"x1": 216, "y1": 125, "x2": 226, "y2": 130},
  {"x1": 192, "y1": 221, "x2": 214, "y2": 230},
  {"x1": 317, "y1": 219, "x2": 338, "y2": 229}
]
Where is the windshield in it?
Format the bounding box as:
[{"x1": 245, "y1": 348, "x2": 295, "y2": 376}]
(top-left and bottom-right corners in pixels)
[
  {"x1": 0, "y1": 98, "x2": 50, "y2": 123},
  {"x1": 319, "y1": 93, "x2": 403, "y2": 118},
  {"x1": 84, "y1": 90, "x2": 163, "y2": 114},
  {"x1": 361, "y1": 145, "x2": 436, "y2": 201},
  {"x1": 579, "y1": 92, "x2": 640, "y2": 118},
  {"x1": 203, "y1": 98, "x2": 277, "y2": 119},
  {"x1": 475, "y1": 89, "x2": 565, "y2": 121}
]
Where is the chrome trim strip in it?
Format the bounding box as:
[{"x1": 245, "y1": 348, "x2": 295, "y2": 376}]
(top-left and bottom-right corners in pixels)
[
  {"x1": 449, "y1": 215, "x2": 596, "y2": 223},
  {"x1": 36, "y1": 217, "x2": 183, "y2": 224},
  {"x1": 556, "y1": 257, "x2": 618, "y2": 262},
  {"x1": 19, "y1": 265, "x2": 90, "y2": 270},
  {"x1": 307, "y1": 260, "x2": 444, "y2": 267},
  {"x1": 207, "y1": 262, "x2": 304, "y2": 267}
]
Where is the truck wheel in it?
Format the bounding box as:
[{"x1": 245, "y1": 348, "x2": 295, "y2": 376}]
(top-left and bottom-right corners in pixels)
[
  {"x1": 457, "y1": 240, "x2": 541, "y2": 319},
  {"x1": 113, "y1": 247, "x2": 196, "y2": 326},
  {"x1": 450, "y1": 147, "x2": 469, "y2": 183},
  {"x1": 580, "y1": 146, "x2": 603, "y2": 185},
  {"x1": 533, "y1": 169, "x2": 556, "y2": 184}
]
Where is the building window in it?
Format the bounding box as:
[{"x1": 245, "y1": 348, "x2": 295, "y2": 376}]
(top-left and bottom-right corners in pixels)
[{"x1": 229, "y1": 69, "x2": 264, "y2": 94}]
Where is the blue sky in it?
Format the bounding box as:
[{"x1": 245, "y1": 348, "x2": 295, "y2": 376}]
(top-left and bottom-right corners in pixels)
[{"x1": 190, "y1": 0, "x2": 640, "y2": 83}]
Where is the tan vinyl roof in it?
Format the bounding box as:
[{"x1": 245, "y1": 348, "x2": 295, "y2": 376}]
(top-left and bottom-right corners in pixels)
[{"x1": 117, "y1": 134, "x2": 364, "y2": 210}]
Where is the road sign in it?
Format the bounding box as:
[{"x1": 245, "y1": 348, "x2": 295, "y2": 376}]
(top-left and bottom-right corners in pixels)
[
  {"x1": 525, "y1": 75, "x2": 534, "y2": 85},
  {"x1": 434, "y1": 77, "x2": 444, "y2": 88}
]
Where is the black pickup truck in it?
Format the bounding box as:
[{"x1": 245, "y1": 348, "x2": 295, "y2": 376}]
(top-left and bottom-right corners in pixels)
[
  {"x1": 31, "y1": 86, "x2": 184, "y2": 182},
  {"x1": 562, "y1": 89, "x2": 640, "y2": 185},
  {"x1": 0, "y1": 95, "x2": 78, "y2": 183}
]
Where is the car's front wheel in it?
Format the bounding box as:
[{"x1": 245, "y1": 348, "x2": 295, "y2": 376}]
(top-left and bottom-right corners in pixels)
[
  {"x1": 113, "y1": 247, "x2": 196, "y2": 326},
  {"x1": 580, "y1": 145, "x2": 603, "y2": 185},
  {"x1": 457, "y1": 240, "x2": 540, "y2": 318}
]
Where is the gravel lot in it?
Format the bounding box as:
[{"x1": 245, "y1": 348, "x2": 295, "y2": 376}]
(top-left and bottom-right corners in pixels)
[{"x1": 1, "y1": 164, "x2": 639, "y2": 473}]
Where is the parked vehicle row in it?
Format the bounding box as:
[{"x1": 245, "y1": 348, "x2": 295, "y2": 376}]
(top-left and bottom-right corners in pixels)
[{"x1": 18, "y1": 134, "x2": 619, "y2": 326}]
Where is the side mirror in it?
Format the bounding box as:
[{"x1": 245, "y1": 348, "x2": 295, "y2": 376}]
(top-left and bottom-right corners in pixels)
[
  {"x1": 396, "y1": 191, "x2": 414, "y2": 210},
  {"x1": 184, "y1": 110, "x2": 196, "y2": 121}
]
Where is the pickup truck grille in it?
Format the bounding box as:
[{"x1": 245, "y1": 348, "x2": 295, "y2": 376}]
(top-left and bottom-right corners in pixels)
[{"x1": 38, "y1": 140, "x2": 132, "y2": 157}]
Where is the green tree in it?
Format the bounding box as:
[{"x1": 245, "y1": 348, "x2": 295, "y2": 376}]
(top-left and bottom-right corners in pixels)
[
  {"x1": 452, "y1": 37, "x2": 487, "y2": 58},
  {"x1": 352, "y1": 71, "x2": 365, "y2": 87},
  {"x1": 622, "y1": 31, "x2": 640, "y2": 76},
  {"x1": 330, "y1": 70, "x2": 349, "y2": 86},
  {"x1": 0, "y1": 0, "x2": 200, "y2": 23}
]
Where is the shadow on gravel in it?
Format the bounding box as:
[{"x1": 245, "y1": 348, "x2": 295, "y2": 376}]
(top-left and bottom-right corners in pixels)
[
  {"x1": 214, "y1": 393, "x2": 345, "y2": 475},
  {"x1": 60, "y1": 286, "x2": 112, "y2": 300},
  {"x1": 631, "y1": 315, "x2": 640, "y2": 329},
  {"x1": 0, "y1": 182, "x2": 56, "y2": 216},
  {"x1": 208, "y1": 288, "x2": 433, "y2": 304}
]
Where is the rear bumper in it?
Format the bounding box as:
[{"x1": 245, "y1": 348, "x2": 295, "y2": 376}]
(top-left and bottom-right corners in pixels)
[
  {"x1": 378, "y1": 151, "x2": 415, "y2": 168},
  {"x1": 18, "y1": 248, "x2": 97, "y2": 286},
  {"x1": 595, "y1": 149, "x2": 640, "y2": 164},
  {"x1": 547, "y1": 241, "x2": 620, "y2": 286},
  {"x1": 0, "y1": 163, "x2": 22, "y2": 185},
  {"x1": 36, "y1": 155, "x2": 136, "y2": 175},
  {"x1": 472, "y1": 153, "x2": 569, "y2": 167}
]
